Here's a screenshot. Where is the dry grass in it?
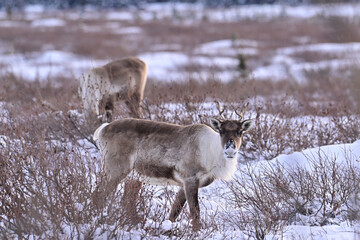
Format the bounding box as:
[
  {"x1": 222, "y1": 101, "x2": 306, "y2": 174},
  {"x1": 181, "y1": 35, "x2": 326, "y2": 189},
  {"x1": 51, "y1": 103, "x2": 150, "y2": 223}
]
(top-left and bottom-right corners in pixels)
[
  {"x1": 0, "y1": 11, "x2": 347, "y2": 57},
  {"x1": 1, "y1": 7, "x2": 360, "y2": 239},
  {"x1": 1, "y1": 69, "x2": 360, "y2": 238}
]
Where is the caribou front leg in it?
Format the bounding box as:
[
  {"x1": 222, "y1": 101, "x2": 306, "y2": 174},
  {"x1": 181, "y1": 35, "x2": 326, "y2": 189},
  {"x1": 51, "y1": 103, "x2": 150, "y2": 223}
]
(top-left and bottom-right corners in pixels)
[
  {"x1": 184, "y1": 179, "x2": 201, "y2": 231},
  {"x1": 169, "y1": 188, "x2": 186, "y2": 221}
]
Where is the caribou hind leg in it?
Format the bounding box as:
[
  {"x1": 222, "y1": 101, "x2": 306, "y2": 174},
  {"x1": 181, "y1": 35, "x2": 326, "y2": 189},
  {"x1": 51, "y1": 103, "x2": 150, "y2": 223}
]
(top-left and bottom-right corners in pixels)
[
  {"x1": 92, "y1": 171, "x2": 126, "y2": 209},
  {"x1": 121, "y1": 179, "x2": 143, "y2": 225},
  {"x1": 93, "y1": 153, "x2": 132, "y2": 209},
  {"x1": 104, "y1": 154, "x2": 143, "y2": 224}
]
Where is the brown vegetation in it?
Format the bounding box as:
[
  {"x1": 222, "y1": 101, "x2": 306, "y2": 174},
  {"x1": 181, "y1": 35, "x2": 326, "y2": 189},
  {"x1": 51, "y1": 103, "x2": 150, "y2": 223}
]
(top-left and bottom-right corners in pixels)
[{"x1": 1, "y1": 6, "x2": 360, "y2": 239}]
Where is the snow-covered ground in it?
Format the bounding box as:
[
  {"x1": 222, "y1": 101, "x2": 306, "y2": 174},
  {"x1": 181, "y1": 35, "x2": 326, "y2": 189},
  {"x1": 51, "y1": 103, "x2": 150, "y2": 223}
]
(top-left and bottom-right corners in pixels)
[
  {"x1": 254, "y1": 141, "x2": 360, "y2": 240},
  {"x1": 0, "y1": 50, "x2": 107, "y2": 81},
  {"x1": 252, "y1": 42, "x2": 360, "y2": 82},
  {"x1": 1, "y1": 40, "x2": 359, "y2": 83},
  {"x1": 1, "y1": 3, "x2": 360, "y2": 239},
  {"x1": 78, "y1": 2, "x2": 360, "y2": 22},
  {"x1": 1, "y1": 105, "x2": 359, "y2": 239},
  {"x1": 1, "y1": 3, "x2": 360, "y2": 82}
]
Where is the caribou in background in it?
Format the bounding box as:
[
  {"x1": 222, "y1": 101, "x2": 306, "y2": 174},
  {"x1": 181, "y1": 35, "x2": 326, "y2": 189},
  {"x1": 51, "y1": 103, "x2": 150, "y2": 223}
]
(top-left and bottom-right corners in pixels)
[{"x1": 79, "y1": 57, "x2": 147, "y2": 123}]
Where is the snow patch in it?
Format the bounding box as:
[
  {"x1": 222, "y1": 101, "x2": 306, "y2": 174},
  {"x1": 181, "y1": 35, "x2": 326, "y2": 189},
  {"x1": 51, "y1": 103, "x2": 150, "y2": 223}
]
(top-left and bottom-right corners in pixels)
[
  {"x1": 106, "y1": 12, "x2": 134, "y2": 21},
  {"x1": 280, "y1": 140, "x2": 360, "y2": 169},
  {"x1": 195, "y1": 39, "x2": 259, "y2": 56},
  {"x1": 138, "y1": 51, "x2": 238, "y2": 82},
  {"x1": 252, "y1": 42, "x2": 360, "y2": 83},
  {"x1": 113, "y1": 26, "x2": 143, "y2": 35},
  {"x1": 266, "y1": 224, "x2": 359, "y2": 240},
  {"x1": 0, "y1": 50, "x2": 107, "y2": 81},
  {"x1": 31, "y1": 18, "x2": 66, "y2": 27},
  {"x1": 24, "y1": 5, "x2": 45, "y2": 13},
  {"x1": 278, "y1": 42, "x2": 360, "y2": 55}
]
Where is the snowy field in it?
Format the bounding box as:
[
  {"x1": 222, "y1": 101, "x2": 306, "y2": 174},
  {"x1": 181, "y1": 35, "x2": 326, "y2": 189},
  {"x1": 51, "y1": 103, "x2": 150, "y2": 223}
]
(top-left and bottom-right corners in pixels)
[
  {"x1": 1, "y1": 2, "x2": 360, "y2": 240},
  {"x1": 1, "y1": 105, "x2": 359, "y2": 239},
  {"x1": 1, "y1": 2, "x2": 360, "y2": 83}
]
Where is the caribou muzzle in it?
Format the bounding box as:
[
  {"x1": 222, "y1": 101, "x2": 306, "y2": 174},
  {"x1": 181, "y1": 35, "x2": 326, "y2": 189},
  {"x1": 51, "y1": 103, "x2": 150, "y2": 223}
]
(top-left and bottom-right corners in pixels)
[{"x1": 224, "y1": 139, "x2": 238, "y2": 159}]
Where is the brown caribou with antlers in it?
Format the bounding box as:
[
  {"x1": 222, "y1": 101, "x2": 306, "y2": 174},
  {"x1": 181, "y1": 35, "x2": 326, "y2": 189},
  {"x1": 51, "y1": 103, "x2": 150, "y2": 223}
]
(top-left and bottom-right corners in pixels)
[{"x1": 93, "y1": 103, "x2": 254, "y2": 230}]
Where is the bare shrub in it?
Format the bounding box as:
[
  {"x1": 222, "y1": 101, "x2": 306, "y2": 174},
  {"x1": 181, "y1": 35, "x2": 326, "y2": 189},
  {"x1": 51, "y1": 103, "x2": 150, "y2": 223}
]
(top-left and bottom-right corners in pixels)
[
  {"x1": 2, "y1": 7, "x2": 360, "y2": 239},
  {"x1": 1, "y1": 73, "x2": 359, "y2": 238},
  {"x1": 0, "y1": 134, "x2": 99, "y2": 238},
  {"x1": 238, "y1": 98, "x2": 360, "y2": 162},
  {"x1": 223, "y1": 147, "x2": 360, "y2": 239},
  {"x1": 0, "y1": 129, "x2": 176, "y2": 238},
  {"x1": 0, "y1": 103, "x2": 163, "y2": 239}
]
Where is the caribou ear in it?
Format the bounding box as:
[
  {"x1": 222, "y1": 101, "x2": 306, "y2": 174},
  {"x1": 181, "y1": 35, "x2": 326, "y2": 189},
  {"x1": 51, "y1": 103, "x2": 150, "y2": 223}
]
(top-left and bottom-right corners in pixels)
[
  {"x1": 241, "y1": 119, "x2": 254, "y2": 132},
  {"x1": 210, "y1": 118, "x2": 222, "y2": 133}
]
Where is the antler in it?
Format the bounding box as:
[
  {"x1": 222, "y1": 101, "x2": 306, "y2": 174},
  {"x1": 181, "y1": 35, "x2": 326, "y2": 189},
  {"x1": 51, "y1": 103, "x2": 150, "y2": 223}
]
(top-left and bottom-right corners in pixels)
[
  {"x1": 235, "y1": 102, "x2": 249, "y2": 120},
  {"x1": 215, "y1": 100, "x2": 225, "y2": 120}
]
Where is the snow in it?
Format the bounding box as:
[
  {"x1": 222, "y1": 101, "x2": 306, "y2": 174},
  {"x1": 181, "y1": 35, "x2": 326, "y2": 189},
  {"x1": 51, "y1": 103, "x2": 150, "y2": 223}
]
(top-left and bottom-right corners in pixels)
[
  {"x1": 2, "y1": 3, "x2": 359, "y2": 83},
  {"x1": 253, "y1": 57, "x2": 356, "y2": 82},
  {"x1": 251, "y1": 63, "x2": 289, "y2": 81},
  {"x1": 31, "y1": 18, "x2": 66, "y2": 27},
  {"x1": 0, "y1": 50, "x2": 107, "y2": 81},
  {"x1": 252, "y1": 42, "x2": 360, "y2": 82},
  {"x1": 13, "y1": 2, "x2": 360, "y2": 24},
  {"x1": 160, "y1": 220, "x2": 173, "y2": 232},
  {"x1": 230, "y1": 139, "x2": 360, "y2": 239},
  {"x1": 99, "y1": 3, "x2": 360, "y2": 23},
  {"x1": 34, "y1": 50, "x2": 78, "y2": 64},
  {"x1": 194, "y1": 39, "x2": 259, "y2": 56},
  {"x1": 106, "y1": 12, "x2": 134, "y2": 21},
  {"x1": 1, "y1": 3, "x2": 360, "y2": 238},
  {"x1": 112, "y1": 26, "x2": 143, "y2": 35},
  {"x1": 266, "y1": 224, "x2": 359, "y2": 240},
  {"x1": 80, "y1": 23, "x2": 143, "y2": 35},
  {"x1": 138, "y1": 39, "x2": 258, "y2": 81},
  {"x1": 137, "y1": 51, "x2": 189, "y2": 81},
  {"x1": 278, "y1": 42, "x2": 360, "y2": 56},
  {"x1": 24, "y1": 5, "x2": 45, "y2": 13},
  {"x1": 80, "y1": 25, "x2": 104, "y2": 33},
  {"x1": 138, "y1": 51, "x2": 238, "y2": 82},
  {"x1": 192, "y1": 55, "x2": 236, "y2": 68},
  {"x1": 3, "y1": 38, "x2": 354, "y2": 83},
  {"x1": 207, "y1": 3, "x2": 360, "y2": 21},
  {"x1": 270, "y1": 140, "x2": 360, "y2": 171}
]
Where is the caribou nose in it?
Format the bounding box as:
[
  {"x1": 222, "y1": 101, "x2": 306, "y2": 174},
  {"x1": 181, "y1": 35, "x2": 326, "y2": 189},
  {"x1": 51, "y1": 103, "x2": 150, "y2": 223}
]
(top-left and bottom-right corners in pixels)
[
  {"x1": 224, "y1": 140, "x2": 237, "y2": 159},
  {"x1": 225, "y1": 139, "x2": 235, "y2": 149}
]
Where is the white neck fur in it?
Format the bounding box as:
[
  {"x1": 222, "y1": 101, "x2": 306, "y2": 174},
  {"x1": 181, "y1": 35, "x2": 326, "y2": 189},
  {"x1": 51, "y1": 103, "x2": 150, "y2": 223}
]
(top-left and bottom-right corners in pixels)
[{"x1": 203, "y1": 129, "x2": 238, "y2": 181}]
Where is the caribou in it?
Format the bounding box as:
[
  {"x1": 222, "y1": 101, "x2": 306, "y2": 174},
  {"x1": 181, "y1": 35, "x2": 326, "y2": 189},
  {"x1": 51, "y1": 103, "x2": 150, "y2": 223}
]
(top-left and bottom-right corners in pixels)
[
  {"x1": 93, "y1": 110, "x2": 254, "y2": 230},
  {"x1": 79, "y1": 57, "x2": 147, "y2": 122}
]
